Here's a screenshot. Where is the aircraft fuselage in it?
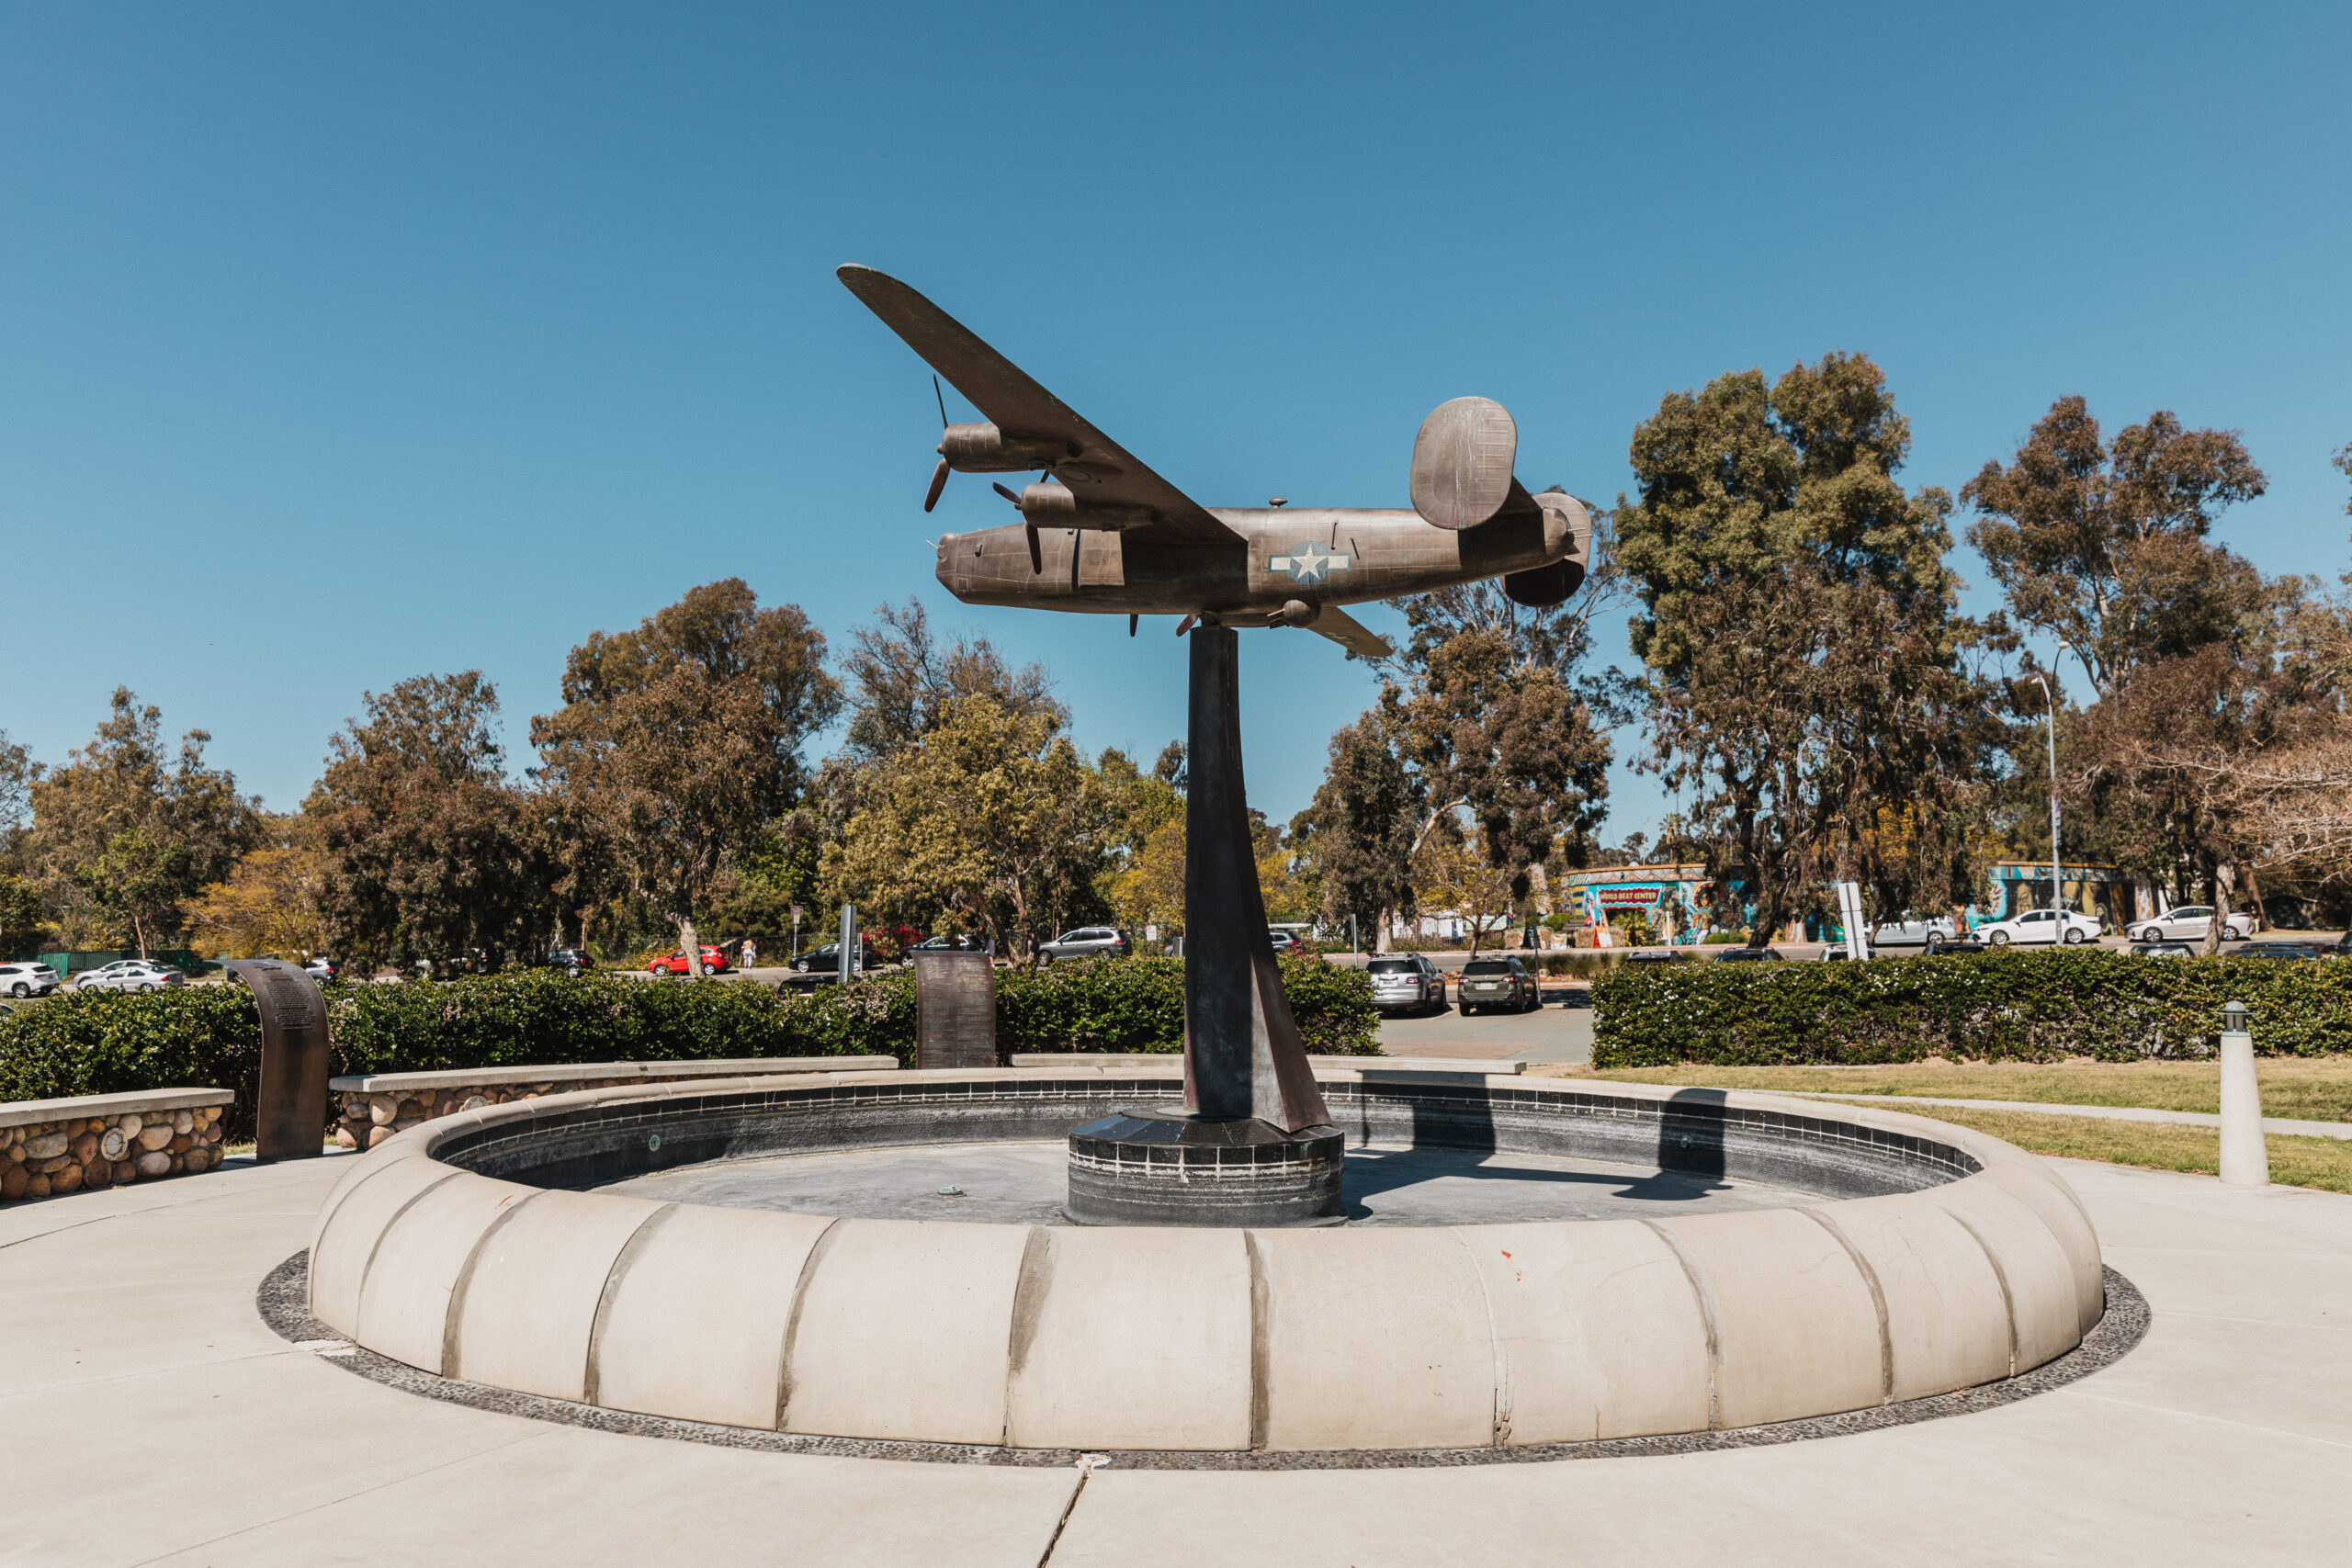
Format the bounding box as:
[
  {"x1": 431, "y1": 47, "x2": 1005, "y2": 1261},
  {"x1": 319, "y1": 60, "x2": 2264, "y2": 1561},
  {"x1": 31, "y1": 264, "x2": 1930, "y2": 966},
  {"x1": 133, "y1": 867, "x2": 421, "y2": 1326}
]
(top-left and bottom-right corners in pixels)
[{"x1": 936, "y1": 502, "x2": 1582, "y2": 617}]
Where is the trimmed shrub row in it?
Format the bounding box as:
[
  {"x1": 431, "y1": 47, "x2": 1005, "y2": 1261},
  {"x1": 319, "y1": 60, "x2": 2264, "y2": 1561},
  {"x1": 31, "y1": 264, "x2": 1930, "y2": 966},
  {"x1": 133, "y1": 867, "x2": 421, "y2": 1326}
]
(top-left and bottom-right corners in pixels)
[
  {"x1": 996, "y1": 955, "x2": 1377, "y2": 1057},
  {"x1": 1591, "y1": 949, "x2": 2352, "y2": 1068},
  {"x1": 0, "y1": 956, "x2": 1378, "y2": 1136}
]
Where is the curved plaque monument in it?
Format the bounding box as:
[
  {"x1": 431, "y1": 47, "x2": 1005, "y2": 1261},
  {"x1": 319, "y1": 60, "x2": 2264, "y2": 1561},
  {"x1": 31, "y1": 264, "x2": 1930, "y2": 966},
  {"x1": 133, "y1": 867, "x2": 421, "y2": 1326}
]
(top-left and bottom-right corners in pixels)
[
  {"x1": 840, "y1": 266, "x2": 1592, "y2": 1224},
  {"x1": 225, "y1": 958, "x2": 331, "y2": 1162}
]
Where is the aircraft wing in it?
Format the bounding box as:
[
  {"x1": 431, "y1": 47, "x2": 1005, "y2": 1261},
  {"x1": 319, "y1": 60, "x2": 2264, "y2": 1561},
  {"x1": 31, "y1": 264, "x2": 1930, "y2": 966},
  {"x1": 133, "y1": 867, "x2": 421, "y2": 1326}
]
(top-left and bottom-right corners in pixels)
[
  {"x1": 838, "y1": 265, "x2": 1243, "y2": 548},
  {"x1": 1306, "y1": 602, "x2": 1394, "y2": 660}
]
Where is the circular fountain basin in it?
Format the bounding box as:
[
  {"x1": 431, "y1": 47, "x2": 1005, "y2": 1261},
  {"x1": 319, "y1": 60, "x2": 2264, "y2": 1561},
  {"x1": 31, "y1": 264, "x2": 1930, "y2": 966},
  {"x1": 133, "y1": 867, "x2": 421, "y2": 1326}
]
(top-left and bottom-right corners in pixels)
[
  {"x1": 596, "y1": 1139, "x2": 1819, "y2": 1225},
  {"x1": 304, "y1": 1066, "x2": 2107, "y2": 1454}
]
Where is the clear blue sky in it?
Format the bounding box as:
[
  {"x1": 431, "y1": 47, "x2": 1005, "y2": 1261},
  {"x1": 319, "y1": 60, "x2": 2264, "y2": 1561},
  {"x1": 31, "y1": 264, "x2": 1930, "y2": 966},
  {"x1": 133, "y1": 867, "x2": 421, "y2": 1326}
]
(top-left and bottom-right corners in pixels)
[{"x1": 4, "y1": 2, "x2": 2346, "y2": 840}]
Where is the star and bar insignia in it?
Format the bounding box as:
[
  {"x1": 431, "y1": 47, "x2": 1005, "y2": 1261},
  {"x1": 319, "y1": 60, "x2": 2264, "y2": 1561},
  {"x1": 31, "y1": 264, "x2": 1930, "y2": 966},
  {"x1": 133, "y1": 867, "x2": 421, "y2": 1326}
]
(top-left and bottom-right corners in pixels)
[{"x1": 1267, "y1": 541, "x2": 1351, "y2": 586}]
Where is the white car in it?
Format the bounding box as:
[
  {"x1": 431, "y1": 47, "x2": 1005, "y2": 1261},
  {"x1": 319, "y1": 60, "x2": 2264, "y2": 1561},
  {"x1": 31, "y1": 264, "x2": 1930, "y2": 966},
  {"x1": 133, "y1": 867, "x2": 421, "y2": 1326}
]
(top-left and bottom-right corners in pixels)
[
  {"x1": 1973, "y1": 908, "x2": 2102, "y2": 948},
  {"x1": 0, "y1": 962, "x2": 61, "y2": 998},
  {"x1": 74, "y1": 960, "x2": 186, "y2": 992},
  {"x1": 1870, "y1": 912, "x2": 1961, "y2": 949},
  {"x1": 2126, "y1": 906, "x2": 2256, "y2": 943}
]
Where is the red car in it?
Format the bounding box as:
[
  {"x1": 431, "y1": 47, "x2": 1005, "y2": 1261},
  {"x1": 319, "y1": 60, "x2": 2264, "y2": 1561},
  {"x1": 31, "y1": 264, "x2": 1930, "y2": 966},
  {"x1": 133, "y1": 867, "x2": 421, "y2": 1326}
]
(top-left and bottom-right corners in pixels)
[{"x1": 646, "y1": 946, "x2": 731, "y2": 976}]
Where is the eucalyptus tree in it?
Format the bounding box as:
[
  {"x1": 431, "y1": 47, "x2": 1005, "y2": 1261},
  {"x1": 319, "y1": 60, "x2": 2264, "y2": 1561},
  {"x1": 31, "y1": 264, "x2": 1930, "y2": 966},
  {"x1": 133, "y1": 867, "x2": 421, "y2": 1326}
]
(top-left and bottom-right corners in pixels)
[
  {"x1": 1616, "y1": 354, "x2": 2002, "y2": 942},
  {"x1": 532, "y1": 579, "x2": 839, "y2": 976},
  {"x1": 309, "y1": 672, "x2": 542, "y2": 971}
]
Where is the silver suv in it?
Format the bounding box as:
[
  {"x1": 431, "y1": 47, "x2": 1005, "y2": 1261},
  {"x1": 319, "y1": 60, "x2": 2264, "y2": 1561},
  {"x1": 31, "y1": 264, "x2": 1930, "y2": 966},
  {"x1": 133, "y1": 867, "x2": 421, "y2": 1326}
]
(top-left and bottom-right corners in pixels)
[
  {"x1": 1038, "y1": 927, "x2": 1132, "y2": 962},
  {"x1": 0, "y1": 962, "x2": 60, "y2": 998},
  {"x1": 1366, "y1": 954, "x2": 1444, "y2": 1014}
]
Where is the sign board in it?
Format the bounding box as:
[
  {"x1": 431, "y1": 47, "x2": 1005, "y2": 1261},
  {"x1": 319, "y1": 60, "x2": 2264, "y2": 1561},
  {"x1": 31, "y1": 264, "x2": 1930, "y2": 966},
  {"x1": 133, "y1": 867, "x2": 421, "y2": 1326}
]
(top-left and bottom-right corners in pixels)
[
  {"x1": 1597, "y1": 885, "x2": 1665, "y2": 908},
  {"x1": 1836, "y1": 881, "x2": 1870, "y2": 963},
  {"x1": 911, "y1": 951, "x2": 997, "y2": 1069},
  {"x1": 225, "y1": 958, "x2": 332, "y2": 1161}
]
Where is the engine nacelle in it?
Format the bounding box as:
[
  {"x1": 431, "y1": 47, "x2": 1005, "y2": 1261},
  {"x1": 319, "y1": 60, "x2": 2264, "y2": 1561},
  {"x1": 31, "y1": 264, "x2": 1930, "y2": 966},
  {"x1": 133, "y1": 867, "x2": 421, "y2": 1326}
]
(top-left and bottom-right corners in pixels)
[
  {"x1": 940, "y1": 422, "x2": 1076, "y2": 473},
  {"x1": 1015, "y1": 480, "x2": 1155, "y2": 530}
]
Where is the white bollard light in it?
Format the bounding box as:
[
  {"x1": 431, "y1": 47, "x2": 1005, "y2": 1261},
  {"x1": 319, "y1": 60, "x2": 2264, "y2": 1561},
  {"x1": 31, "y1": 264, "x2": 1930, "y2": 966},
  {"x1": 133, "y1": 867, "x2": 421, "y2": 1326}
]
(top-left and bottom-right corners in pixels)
[{"x1": 2217, "y1": 999, "x2": 2269, "y2": 1189}]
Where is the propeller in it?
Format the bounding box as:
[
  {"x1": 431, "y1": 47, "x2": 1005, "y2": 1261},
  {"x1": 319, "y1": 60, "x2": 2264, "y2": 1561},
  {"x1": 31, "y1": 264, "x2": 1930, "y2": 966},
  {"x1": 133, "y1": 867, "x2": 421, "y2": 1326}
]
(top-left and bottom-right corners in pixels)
[
  {"x1": 993, "y1": 482, "x2": 1044, "y2": 574},
  {"x1": 922, "y1": 377, "x2": 951, "y2": 513}
]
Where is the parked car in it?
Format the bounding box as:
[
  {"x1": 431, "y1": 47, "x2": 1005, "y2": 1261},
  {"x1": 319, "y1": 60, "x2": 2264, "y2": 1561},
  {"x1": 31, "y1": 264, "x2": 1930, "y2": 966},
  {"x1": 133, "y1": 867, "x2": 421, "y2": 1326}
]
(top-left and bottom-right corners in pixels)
[
  {"x1": 792, "y1": 942, "x2": 881, "y2": 976},
  {"x1": 1365, "y1": 954, "x2": 1445, "y2": 1014},
  {"x1": 1973, "y1": 908, "x2": 2102, "y2": 947},
  {"x1": 74, "y1": 960, "x2": 186, "y2": 992},
  {"x1": 2126, "y1": 906, "x2": 2256, "y2": 943},
  {"x1": 1038, "y1": 927, "x2": 1132, "y2": 962},
  {"x1": 537, "y1": 947, "x2": 593, "y2": 976},
  {"x1": 1266, "y1": 929, "x2": 1306, "y2": 955},
  {"x1": 906, "y1": 934, "x2": 989, "y2": 956},
  {"x1": 302, "y1": 956, "x2": 339, "y2": 982},
  {"x1": 0, "y1": 962, "x2": 61, "y2": 998},
  {"x1": 2131, "y1": 941, "x2": 2197, "y2": 959},
  {"x1": 646, "y1": 946, "x2": 731, "y2": 976},
  {"x1": 1457, "y1": 955, "x2": 1540, "y2": 1013},
  {"x1": 2239, "y1": 942, "x2": 2334, "y2": 961},
  {"x1": 1870, "y1": 912, "x2": 1960, "y2": 948},
  {"x1": 1713, "y1": 946, "x2": 1784, "y2": 963},
  {"x1": 1925, "y1": 934, "x2": 1988, "y2": 955}
]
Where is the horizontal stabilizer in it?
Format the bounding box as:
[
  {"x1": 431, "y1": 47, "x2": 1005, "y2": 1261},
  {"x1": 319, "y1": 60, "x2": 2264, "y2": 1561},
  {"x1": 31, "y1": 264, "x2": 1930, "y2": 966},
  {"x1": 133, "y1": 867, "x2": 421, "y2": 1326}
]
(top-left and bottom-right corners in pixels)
[{"x1": 1306, "y1": 602, "x2": 1394, "y2": 660}]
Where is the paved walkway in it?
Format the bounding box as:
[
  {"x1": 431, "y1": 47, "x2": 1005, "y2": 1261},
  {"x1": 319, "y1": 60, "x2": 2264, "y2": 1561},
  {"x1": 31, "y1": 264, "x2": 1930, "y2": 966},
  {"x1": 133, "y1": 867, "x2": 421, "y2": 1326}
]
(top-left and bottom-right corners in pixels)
[
  {"x1": 1791, "y1": 1091, "x2": 2352, "y2": 1141},
  {"x1": 1374, "y1": 990, "x2": 1594, "y2": 1066},
  {"x1": 3, "y1": 1149, "x2": 2346, "y2": 1565}
]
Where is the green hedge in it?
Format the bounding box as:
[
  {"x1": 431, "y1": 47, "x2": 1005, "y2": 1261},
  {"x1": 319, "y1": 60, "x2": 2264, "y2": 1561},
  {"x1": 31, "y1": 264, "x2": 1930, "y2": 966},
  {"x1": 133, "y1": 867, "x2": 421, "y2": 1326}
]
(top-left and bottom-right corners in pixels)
[
  {"x1": 0, "y1": 957, "x2": 1378, "y2": 1136},
  {"x1": 1591, "y1": 950, "x2": 2352, "y2": 1068},
  {"x1": 0, "y1": 987, "x2": 266, "y2": 1133},
  {"x1": 996, "y1": 956, "x2": 1377, "y2": 1057}
]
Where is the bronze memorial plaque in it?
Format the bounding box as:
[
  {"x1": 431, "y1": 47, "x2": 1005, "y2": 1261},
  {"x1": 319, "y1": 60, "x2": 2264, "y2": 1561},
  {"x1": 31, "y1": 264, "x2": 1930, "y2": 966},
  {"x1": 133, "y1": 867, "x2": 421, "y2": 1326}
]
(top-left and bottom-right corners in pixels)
[
  {"x1": 225, "y1": 958, "x2": 333, "y2": 1162},
  {"x1": 911, "y1": 950, "x2": 996, "y2": 1070}
]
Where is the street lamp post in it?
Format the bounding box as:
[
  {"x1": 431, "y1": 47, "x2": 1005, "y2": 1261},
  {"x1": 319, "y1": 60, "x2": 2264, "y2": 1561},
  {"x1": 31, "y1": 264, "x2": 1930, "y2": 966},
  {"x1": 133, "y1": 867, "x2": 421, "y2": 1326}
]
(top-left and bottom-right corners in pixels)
[{"x1": 2030, "y1": 672, "x2": 2062, "y2": 914}]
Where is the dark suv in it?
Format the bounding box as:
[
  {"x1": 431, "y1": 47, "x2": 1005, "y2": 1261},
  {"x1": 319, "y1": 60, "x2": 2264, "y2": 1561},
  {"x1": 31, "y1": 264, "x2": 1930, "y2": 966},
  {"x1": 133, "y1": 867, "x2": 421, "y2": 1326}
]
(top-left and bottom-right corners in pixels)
[
  {"x1": 540, "y1": 947, "x2": 594, "y2": 976},
  {"x1": 1457, "y1": 955, "x2": 1540, "y2": 1013}
]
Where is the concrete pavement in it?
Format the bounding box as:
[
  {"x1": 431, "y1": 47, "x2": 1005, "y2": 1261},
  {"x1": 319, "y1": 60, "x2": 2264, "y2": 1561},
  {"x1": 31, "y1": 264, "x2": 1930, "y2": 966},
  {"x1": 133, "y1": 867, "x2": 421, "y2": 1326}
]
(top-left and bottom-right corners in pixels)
[
  {"x1": 1374, "y1": 989, "x2": 1593, "y2": 1066},
  {"x1": 3, "y1": 1142, "x2": 2348, "y2": 1565}
]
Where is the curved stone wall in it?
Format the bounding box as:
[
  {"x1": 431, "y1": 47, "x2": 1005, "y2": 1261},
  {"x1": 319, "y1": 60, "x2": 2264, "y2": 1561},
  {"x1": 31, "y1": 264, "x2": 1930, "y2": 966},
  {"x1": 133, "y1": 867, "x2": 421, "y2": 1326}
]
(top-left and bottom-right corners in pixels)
[{"x1": 305, "y1": 1066, "x2": 2105, "y2": 1453}]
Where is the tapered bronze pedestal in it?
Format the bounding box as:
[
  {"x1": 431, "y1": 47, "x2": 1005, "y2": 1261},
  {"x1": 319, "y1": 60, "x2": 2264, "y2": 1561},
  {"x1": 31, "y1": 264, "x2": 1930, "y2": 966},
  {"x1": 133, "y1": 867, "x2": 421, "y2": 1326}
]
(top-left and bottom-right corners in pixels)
[{"x1": 1065, "y1": 626, "x2": 1341, "y2": 1226}]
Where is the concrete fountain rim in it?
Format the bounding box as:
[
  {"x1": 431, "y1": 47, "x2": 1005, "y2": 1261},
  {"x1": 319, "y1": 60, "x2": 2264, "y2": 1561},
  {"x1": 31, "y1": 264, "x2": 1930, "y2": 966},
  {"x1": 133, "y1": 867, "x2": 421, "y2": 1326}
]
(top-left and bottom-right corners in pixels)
[{"x1": 298, "y1": 1066, "x2": 2113, "y2": 1457}]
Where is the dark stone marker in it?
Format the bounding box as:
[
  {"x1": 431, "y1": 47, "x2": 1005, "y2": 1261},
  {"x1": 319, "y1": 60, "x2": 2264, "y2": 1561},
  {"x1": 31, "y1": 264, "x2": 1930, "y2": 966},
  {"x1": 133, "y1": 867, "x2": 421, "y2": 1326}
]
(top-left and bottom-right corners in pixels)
[
  {"x1": 1065, "y1": 626, "x2": 1343, "y2": 1226},
  {"x1": 226, "y1": 958, "x2": 332, "y2": 1162},
  {"x1": 912, "y1": 950, "x2": 997, "y2": 1070}
]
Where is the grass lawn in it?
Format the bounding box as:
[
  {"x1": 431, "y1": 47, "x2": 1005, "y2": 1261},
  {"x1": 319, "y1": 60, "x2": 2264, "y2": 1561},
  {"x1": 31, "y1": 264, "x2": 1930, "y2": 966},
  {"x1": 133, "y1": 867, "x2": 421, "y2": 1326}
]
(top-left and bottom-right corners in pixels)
[
  {"x1": 1814, "y1": 1104, "x2": 2352, "y2": 1195},
  {"x1": 1530, "y1": 1061, "x2": 2352, "y2": 1194},
  {"x1": 1545, "y1": 1058, "x2": 2352, "y2": 1122}
]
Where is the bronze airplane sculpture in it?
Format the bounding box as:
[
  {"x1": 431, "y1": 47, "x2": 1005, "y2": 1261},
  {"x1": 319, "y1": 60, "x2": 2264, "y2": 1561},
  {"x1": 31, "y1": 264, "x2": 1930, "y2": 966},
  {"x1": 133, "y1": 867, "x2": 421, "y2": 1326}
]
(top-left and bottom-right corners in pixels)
[
  {"x1": 837, "y1": 265, "x2": 1592, "y2": 660},
  {"x1": 840, "y1": 265, "x2": 1599, "y2": 1224}
]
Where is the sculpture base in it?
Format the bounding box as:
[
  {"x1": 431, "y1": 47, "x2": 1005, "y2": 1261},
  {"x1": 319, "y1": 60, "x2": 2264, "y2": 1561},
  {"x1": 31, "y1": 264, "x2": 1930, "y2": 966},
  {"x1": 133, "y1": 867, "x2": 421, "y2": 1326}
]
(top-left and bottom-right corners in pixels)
[{"x1": 1065, "y1": 1108, "x2": 1345, "y2": 1227}]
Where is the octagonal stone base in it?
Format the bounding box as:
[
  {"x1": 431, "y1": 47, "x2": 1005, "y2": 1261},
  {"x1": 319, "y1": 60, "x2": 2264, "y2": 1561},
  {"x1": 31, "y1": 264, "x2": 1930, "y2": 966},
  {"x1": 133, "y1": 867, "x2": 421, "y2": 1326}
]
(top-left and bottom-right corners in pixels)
[{"x1": 1064, "y1": 1108, "x2": 1344, "y2": 1227}]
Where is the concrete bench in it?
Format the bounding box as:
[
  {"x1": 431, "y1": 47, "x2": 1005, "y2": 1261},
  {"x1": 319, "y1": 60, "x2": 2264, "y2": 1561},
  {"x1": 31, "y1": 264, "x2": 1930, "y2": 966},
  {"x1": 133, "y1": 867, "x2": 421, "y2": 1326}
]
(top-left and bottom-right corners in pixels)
[
  {"x1": 2, "y1": 1088, "x2": 236, "y2": 1202},
  {"x1": 1004, "y1": 1053, "x2": 1525, "y2": 1075},
  {"x1": 327, "y1": 1056, "x2": 899, "y2": 1149}
]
